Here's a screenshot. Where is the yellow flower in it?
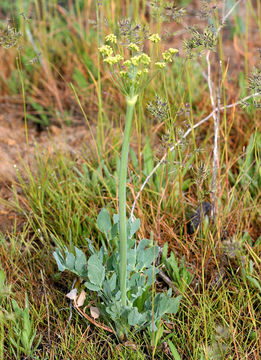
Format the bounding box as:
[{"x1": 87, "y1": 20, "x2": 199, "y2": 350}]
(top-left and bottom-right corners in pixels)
[
  {"x1": 120, "y1": 70, "x2": 128, "y2": 78},
  {"x1": 104, "y1": 54, "x2": 123, "y2": 64},
  {"x1": 129, "y1": 53, "x2": 150, "y2": 67},
  {"x1": 123, "y1": 60, "x2": 132, "y2": 68},
  {"x1": 162, "y1": 48, "x2": 179, "y2": 62},
  {"x1": 139, "y1": 53, "x2": 151, "y2": 65},
  {"x1": 105, "y1": 34, "x2": 117, "y2": 44},
  {"x1": 162, "y1": 51, "x2": 171, "y2": 62},
  {"x1": 149, "y1": 34, "x2": 161, "y2": 43},
  {"x1": 130, "y1": 55, "x2": 141, "y2": 67},
  {"x1": 128, "y1": 43, "x2": 140, "y2": 52},
  {"x1": 168, "y1": 48, "x2": 179, "y2": 54},
  {"x1": 155, "y1": 61, "x2": 166, "y2": 69},
  {"x1": 99, "y1": 45, "x2": 113, "y2": 57}
]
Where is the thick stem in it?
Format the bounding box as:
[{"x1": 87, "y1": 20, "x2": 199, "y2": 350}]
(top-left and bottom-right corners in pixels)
[{"x1": 119, "y1": 95, "x2": 137, "y2": 306}]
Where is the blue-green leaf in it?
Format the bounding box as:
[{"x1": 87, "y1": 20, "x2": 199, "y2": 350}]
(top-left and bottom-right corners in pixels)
[
  {"x1": 84, "y1": 281, "x2": 101, "y2": 291},
  {"x1": 144, "y1": 267, "x2": 159, "y2": 285},
  {"x1": 87, "y1": 254, "x2": 105, "y2": 287},
  {"x1": 142, "y1": 246, "x2": 159, "y2": 268},
  {"x1": 110, "y1": 223, "x2": 119, "y2": 239},
  {"x1": 129, "y1": 218, "x2": 140, "y2": 239},
  {"x1": 127, "y1": 249, "x2": 136, "y2": 270},
  {"x1": 108, "y1": 273, "x2": 117, "y2": 292},
  {"x1": 97, "y1": 208, "x2": 112, "y2": 236},
  {"x1": 65, "y1": 251, "x2": 75, "y2": 271},
  {"x1": 86, "y1": 238, "x2": 95, "y2": 255},
  {"x1": 53, "y1": 249, "x2": 66, "y2": 272},
  {"x1": 128, "y1": 307, "x2": 146, "y2": 326},
  {"x1": 75, "y1": 247, "x2": 87, "y2": 275},
  {"x1": 137, "y1": 239, "x2": 151, "y2": 252},
  {"x1": 167, "y1": 296, "x2": 182, "y2": 314},
  {"x1": 113, "y1": 214, "x2": 119, "y2": 224}
]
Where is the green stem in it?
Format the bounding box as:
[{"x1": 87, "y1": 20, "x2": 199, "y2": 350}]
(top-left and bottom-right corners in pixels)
[
  {"x1": 119, "y1": 94, "x2": 138, "y2": 306},
  {"x1": 96, "y1": 0, "x2": 104, "y2": 155}
]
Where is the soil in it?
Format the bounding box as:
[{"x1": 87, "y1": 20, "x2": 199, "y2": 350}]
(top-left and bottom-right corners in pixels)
[{"x1": 0, "y1": 111, "x2": 95, "y2": 233}]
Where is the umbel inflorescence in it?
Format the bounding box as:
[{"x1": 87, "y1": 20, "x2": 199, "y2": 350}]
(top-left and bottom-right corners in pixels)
[{"x1": 98, "y1": 30, "x2": 178, "y2": 96}]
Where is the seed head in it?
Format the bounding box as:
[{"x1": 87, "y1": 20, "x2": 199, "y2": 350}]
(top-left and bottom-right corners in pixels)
[
  {"x1": 147, "y1": 95, "x2": 169, "y2": 122},
  {"x1": 0, "y1": 25, "x2": 22, "y2": 49}
]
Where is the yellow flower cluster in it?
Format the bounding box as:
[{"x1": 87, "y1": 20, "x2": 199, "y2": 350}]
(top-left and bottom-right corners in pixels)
[
  {"x1": 120, "y1": 70, "x2": 128, "y2": 78},
  {"x1": 137, "y1": 69, "x2": 149, "y2": 77},
  {"x1": 98, "y1": 45, "x2": 113, "y2": 57},
  {"x1": 105, "y1": 34, "x2": 117, "y2": 44},
  {"x1": 162, "y1": 48, "x2": 179, "y2": 63},
  {"x1": 148, "y1": 34, "x2": 161, "y2": 43},
  {"x1": 97, "y1": 26, "x2": 182, "y2": 98},
  {"x1": 130, "y1": 53, "x2": 151, "y2": 67},
  {"x1": 155, "y1": 62, "x2": 166, "y2": 69},
  {"x1": 123, "y1": 60, "x2": 131, "y2": 68},
  {"x1": 99, "y1": 32, "x2": 179, "y2": 92},
  {"x1": 128, "y1": 43, "x2": 140, "y2": 52},
  {"x1": 104, "y1": 54, "x2": 124, "y2": 65}
]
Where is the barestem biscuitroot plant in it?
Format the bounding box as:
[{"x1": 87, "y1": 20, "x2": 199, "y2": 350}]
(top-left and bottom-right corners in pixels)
[
  {"x1": 54, "y1": 30, "x2": 181, "y2": 338},
  {"x1": 99, "y1": 32, "x2": 178, "y2": 306}
]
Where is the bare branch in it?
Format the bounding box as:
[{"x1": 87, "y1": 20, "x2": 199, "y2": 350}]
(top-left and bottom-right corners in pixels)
[
  {"x1": 158, "y1": 269, "x2": 181, "y2": 296},
  {"x1": 211, "y1": 61, "x2": 222, "y2": 219}
]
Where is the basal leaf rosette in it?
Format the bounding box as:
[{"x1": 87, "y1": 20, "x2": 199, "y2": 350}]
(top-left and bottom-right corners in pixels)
[{"x1": 99, "y1": 33, "x2": 178, "y2": 96}]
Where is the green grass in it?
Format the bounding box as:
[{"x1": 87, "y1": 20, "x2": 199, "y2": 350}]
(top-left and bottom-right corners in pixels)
[{"x1": 0, "y1": 0, "x2": 260, "y2": 359}]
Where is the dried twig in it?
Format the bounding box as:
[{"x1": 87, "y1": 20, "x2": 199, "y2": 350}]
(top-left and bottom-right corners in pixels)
[
  {"x1": 211, "y1": 61, "x2": 222, "y2": 219},
  {"x1": 206, "y1": 51, "x2": 216, "y2": 115},
  {"x1": 158, "y1": 269, "x2": 181, "y2": 296},
  {"x1": 205, "y1": 49, "x2": 219, "y2": 218},
  {"x1": 73, "y1": 301, "x2": 115, "y2": 334},
  {"x1": 217, "y1": 0, "x2": 244, "y2": 33},
  {"x1": 205, "y1": 48, "x2": 221, "y2": 218},
  {"x1": 207, "y1": 0, "x2": 243, "y2": 217}
]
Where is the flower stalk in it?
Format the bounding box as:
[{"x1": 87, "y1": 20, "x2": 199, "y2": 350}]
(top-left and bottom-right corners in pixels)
[{"x1": 119, "y1": 94, "x2": 137, "y2": 306}]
